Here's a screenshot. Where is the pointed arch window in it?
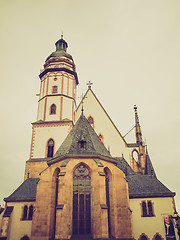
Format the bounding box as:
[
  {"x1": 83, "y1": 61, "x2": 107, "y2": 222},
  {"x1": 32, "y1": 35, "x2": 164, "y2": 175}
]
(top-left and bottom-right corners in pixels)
[
  {"x1": 104, "y1": 168, "x2": 111, "y2": 236},
  {"x1": 22, "y1": 205, "x2": 28, "y2": 220},
  {"x1": 50, "y1": 104, "x2": 56, "y2": 115},
  {"x1": 141, "y1": 201, "x2": 154, "y2": 217},
  {"x1": 132, "y1": 150, "x2": 139, "y2": 162},
  {"x1": 47, "y1": 139, "x2": 54, "y2": 157},
  {"x1": 140, "y1": 234, "x2": 148, "y2": 240},
  {"x1": 73, "y1": 164, "x2": 91, "y2": 235},
  {"x1": 142, "y1": 201, "x2": 148, "y2": 217},
  {"x1": 148, "y1": 201, "x2": 153, "y2": 216},
  {"x1": 154, "y1": 235, "x2": 162, "y2": 240},
  {"x1": 28, "y1": 205, "x2": 33, "y2": 220}
]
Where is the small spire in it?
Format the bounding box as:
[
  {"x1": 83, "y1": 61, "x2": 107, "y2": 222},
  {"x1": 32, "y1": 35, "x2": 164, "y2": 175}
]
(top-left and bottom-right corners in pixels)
[
  {"x1": 81, "y1": 104, "x2": 84, "y2": 115},
  {"x1": 87, "y1": 81, "x2": 93, "y2": 89},
  {"x1": 61, "y1": 32, "x2": 63, "y2": 39},
  {"x1": 134, "y1": 105, "x2": 143, "y2": 145},
  {"x1": 79, "y1": 93, "x2": 85, "y2": 115}
]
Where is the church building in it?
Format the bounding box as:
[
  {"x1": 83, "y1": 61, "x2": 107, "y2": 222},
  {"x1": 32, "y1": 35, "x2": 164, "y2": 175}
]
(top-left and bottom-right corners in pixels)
[{"x1": 0, "y1": 37, "x2": 178, "y2": 240}]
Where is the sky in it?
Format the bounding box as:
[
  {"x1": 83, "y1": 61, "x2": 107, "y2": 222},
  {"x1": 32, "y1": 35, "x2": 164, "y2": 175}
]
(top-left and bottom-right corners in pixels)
[{"x1": 0, "y1": 0, "x2": 180, "y2": 213}]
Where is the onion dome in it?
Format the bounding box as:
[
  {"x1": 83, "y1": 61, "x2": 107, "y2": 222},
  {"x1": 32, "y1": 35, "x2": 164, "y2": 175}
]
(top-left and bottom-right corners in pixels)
[{"x1": 46, "y1": 36, "x2": 73, "y2": 61}]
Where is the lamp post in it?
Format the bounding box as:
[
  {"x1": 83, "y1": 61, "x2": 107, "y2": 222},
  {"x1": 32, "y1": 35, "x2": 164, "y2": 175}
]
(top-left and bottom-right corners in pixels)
[{"x1": 170, "y1": 210, "x2": 180, "y2": 239}]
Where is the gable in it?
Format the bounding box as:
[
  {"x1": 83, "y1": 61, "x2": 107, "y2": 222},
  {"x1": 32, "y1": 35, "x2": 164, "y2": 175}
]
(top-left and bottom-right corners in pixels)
[{"x1": 75, "y1": 88, "x2": 134, "y2": 163}]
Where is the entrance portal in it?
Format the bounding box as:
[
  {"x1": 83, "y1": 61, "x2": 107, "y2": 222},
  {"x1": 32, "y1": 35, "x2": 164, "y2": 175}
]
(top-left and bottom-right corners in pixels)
[{"x1": 73, "y1": 164, "x2": 91, "y2": 235}]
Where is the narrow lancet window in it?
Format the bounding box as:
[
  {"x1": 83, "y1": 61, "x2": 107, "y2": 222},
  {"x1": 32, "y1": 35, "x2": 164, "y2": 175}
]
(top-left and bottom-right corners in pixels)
[
  {"x1": 47, "y1": 139, "x2": 54, "y2": 157},
  {"x1": 50, "y1": 104, "x2": 56, "y2": 115},
  {"x1": 28, "y1": 205, "x2": 33, "y2": 220},
  {"x1": 104, "y1": 168, "x2": 111, "y2": 236},
  {"x1": 142, "y1": 201, "x2": 148, "y2": 217},
  {"x1": 22, "y1": 205, "x2": 28, "y2": 220},
  {"x1": 148, "y1": 201, "x2": 153, "y2": 216}
]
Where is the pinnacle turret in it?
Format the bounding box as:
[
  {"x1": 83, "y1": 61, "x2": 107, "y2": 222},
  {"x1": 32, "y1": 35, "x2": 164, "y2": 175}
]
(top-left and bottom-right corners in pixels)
[{"x1": 134, "y1": 105, "x2": 143, "y2": 146}]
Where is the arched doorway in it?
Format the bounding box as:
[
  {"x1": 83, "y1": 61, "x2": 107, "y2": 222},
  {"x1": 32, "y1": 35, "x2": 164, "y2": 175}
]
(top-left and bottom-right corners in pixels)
[{"x1": 73, "y1": 164, "x2": 91, "y2": 235}]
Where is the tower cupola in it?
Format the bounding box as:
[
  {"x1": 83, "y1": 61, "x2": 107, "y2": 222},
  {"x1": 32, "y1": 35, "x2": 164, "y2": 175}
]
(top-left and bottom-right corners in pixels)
[
  {"x1": 46, "y1": 36, "x2": 73, "y2": 61},
  {"x1": 55, "y1": 38, "x2": 68, "y2": 51}
]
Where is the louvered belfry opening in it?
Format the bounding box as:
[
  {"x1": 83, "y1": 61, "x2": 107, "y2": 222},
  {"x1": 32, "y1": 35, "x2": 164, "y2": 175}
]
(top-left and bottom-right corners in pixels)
[{"x1": 73, "y1": 164, "x2": 91, "y2": 235}]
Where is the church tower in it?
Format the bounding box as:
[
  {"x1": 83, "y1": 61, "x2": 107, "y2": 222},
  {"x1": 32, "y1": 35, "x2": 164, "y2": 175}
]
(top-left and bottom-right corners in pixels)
[
  {"x1": 29, "y1": 36, "x2": 78, "y2": 160},
  {"x1": 26, "y1": 36, "x2": 78, "y2": 179}
]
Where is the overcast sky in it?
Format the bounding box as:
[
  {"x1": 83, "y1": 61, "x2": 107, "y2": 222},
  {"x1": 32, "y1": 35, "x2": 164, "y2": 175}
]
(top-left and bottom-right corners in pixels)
[{"x1": 0, "y1": 0, "x2": 180, "y2": 212}]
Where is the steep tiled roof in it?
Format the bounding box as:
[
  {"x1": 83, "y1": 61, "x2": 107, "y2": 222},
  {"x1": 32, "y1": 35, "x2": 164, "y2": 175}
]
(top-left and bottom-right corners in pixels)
[
  {"x1": 4, "y1": 178, "x2": 39, "y2": 202},
  {"x1": 53, "y1": 114, "x2": 111, "y2": 158},
  {"x1": 4, "y1": 174, "x2": 174, "y2": 203},
  {"x1": 127, "y1": 175, "x2": 175, "y2": 198},
  {"x1": 144, "y1": 148, "x2": 157, "y2": 178},
  {"x1": 3, "y1": 206, "x2": 14, "y2": 217},
  {"x1": 115, "y1": 157, "x2": 135, "y2": 176}
]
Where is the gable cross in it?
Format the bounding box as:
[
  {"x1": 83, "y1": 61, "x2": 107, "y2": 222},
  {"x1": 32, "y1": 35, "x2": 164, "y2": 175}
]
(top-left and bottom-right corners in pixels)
[{"x1": 87, "y1": 81, "x2": 93, "y2": 89}]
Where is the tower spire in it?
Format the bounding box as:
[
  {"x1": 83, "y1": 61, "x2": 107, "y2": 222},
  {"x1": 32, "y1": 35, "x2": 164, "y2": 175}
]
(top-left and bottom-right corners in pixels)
[
  {"x1": 133, "y1": 105, "x2": 146, "y2": 174},
  {"x1": 134, "y1": 105, "x2": 143, "y2": 146}
]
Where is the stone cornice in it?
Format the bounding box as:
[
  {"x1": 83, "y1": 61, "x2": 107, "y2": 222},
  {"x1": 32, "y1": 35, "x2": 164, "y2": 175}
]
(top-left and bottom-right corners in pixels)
[
  {"x1": 32, "y1": 120, "x2": 73, "y2": 128},
  {"x1": 39, "y1": 67, "x2": 78, "y2": 84}
]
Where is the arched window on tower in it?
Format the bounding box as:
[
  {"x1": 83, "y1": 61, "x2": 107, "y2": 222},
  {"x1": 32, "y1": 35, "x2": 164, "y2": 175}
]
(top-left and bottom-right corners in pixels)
[
  {"x1": 52, "y1": 86, "x2": 58, "y2": 93},
  {"x1": 50, "y1": 104, "x2": 56, "y2": 115},
  {"x1": 47, "y1": 139, "x2": 54, "y2": 157}
]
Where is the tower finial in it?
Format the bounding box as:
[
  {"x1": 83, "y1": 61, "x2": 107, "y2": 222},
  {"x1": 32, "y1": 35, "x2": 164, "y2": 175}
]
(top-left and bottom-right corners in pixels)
[
  {"x1": 61, "y1": 32, "x2": 63, "y2": 39},
  {"x1": 134, "y1": 105, "x2": 143, "y2": 145}
]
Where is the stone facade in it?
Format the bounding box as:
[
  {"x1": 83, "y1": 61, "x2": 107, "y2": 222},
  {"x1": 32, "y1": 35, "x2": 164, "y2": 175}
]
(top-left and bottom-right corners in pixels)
[{"x1": 31, "y1": 158, "x2": 133, "y2": 240}]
